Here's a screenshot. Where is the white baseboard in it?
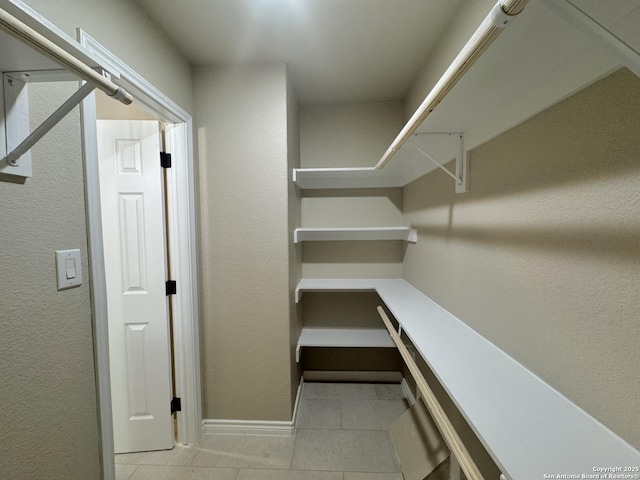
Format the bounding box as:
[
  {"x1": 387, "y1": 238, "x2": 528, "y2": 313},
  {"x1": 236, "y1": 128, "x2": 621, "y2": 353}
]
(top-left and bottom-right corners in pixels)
[
  {"x1": 401, "y1": 377, "x2": 416, "y2": 405},
  {"x1": 303, "y1": 370, "x2": 403, "y2": 383},
  {"x1": 202, "y1": 377, "x2": 304, "y2": 437},
  {"x1": 202, "y1": 418, "x2": 295, "y2": 436}
]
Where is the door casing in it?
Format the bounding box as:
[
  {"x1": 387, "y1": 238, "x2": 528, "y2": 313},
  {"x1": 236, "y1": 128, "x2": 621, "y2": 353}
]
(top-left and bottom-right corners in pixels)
[{"x1": 78, "y1": 30, "x2": 201, "y2": 480}]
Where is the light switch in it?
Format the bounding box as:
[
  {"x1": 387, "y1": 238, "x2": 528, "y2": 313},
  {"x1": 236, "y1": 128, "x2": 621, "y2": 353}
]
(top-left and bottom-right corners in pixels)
[
  {"x1": 56, "y1": 249, "x2": 82, "y2": 290},
  {"x1": 65, "y1": 258, "x2": 76, "y2": 279}
]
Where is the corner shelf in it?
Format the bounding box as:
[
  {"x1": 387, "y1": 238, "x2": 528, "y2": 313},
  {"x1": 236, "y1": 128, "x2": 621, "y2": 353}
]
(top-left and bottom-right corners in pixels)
[
  {"x1": 294, "y1": 226, "x2": 417, "y2": 244},
  {"x1": 295, "y1": 278, "x2": 388, "y2": 303},
  {"x1": 295, "y1": 278, "x2": 640, "y2": 477},
  {"x1": 295, "y1": 327, "x2": 394, "y2": 362}
]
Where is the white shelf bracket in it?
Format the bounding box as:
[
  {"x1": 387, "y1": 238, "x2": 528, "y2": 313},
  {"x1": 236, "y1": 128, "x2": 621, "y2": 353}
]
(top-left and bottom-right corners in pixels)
[
  {"x1": 407, "y1": 138, "x2": 458, "y2": 182},
  {"x1": 455, "y1": 134, "x2": 469, "y2": 194},
  {"x1": 409, "y1": 133, "x2": 468, "y2": 193},
  {"x1": 1, "y1": 72, "x2": 97, "y2": 173}
]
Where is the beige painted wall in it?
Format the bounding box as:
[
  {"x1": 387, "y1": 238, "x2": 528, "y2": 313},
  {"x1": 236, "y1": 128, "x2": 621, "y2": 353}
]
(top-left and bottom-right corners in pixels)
[
  {"x1": 0, "y1": 83, "x2": 100, "y2": 480},
  {"x1": 195, "y1": 64, "x2": 294, "y2": 421},
  {"x1": 299, "y1": 102, "x2": 405, "y2": 279},
  {"x1": 300, "y1": 102, "x2": 404, "y2": 169},
  {"x1": 0, "y1": 2, "x2": 193, "y2": 478},
  {"x1": 287, "y1": 71, "x2": 303, "y2": 406},
  {"x1": 403, "y1": 68, "x2": 640, "y2": 449}
]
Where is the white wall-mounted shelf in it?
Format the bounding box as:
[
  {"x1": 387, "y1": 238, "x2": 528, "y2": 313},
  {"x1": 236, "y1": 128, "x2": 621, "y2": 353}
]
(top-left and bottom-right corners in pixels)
[
  {"x1": 295, "y1": 278, "x2": 387, "y2": 303},
  {"x1": 294, "y1": 226, "x2": 417, "y2": 244},
  {"x1": 294, "y1": 0, "x2": 640, "y2": 191},
  {"x1": 294, "y1": 132, "x2": 460, "y2": 190},
  {"x1": 295, "y1": 327, "x2": 394, "y2": 362},
  {"x1": 295, "y1": 278, "x2": 640, "y2": 477}
]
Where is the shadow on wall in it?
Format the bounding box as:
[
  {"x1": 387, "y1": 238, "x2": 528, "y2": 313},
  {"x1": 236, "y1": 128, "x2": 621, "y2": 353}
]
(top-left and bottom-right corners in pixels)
[
  {"x1": 303, "y1": 187, "x2": 403, "y2": 212},
  {"x1": 404, "y1": 68, "x2": 640, "y2": 261},
  {"x1": 303, "y1": 240, "x2": 407, "y2": 264},
  {"x1": 412, "y1": 223, "x2": 639, "y2": 261}
]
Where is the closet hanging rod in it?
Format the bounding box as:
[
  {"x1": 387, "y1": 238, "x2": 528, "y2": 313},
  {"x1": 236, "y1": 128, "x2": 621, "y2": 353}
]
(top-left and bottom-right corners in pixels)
[
  {"x1": 0, "y1": 7, "x2": 132, "y2": 104},
  {"x1": 376, "y1": 0, "x2": 528, "y2": 170},
  {"x1": 377, "y1": 306, "x2": 485, "y2": 480}
]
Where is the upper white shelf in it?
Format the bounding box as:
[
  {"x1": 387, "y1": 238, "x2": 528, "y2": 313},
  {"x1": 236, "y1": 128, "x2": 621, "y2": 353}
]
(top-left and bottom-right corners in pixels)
[
  {"x1": 294, "y1": 227, "x2": 417, "y2": 244},
  {"x1": 294, "y1": 0, "x2": 635, "y2": 190},
  {"x1": 294, "y1": 132, "x2": 459, "y2": 189},
  {"x1": 295, "y1": 278, "x2": 640, "y2": 478}
]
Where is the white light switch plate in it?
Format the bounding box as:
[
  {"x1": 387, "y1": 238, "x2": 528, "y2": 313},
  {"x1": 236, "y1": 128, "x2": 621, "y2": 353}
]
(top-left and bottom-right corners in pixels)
[{"x1": 55, "y1": 249, "x2": 82, "y2": 290}]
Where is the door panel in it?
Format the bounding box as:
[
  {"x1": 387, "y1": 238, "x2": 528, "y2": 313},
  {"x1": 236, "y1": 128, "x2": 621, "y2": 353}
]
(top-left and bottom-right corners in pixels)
[{"x1": 97, "y1": 120, "x2": 173, "y2": 454}]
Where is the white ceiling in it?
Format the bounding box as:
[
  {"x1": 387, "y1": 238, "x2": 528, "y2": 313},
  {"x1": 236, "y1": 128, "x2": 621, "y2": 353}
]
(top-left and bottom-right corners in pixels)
[{"x1": 132, "y1": 0, "x2": 465, "y2": 105}]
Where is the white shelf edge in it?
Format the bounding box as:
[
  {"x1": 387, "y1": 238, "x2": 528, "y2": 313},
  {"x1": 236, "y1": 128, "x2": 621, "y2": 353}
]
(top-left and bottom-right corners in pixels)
[
  {"x1": 293, "y1": 167, "x2": 406, "y2": 189},
  {"x1": 294, "y1": 227, "x2": 417, "y2": 244},
  {"x1": 295, "y1": 278, "x2": 384, "y2": 303},
  {"x1": 295, "y1": 327, "x2": 395, "y2": 362}
]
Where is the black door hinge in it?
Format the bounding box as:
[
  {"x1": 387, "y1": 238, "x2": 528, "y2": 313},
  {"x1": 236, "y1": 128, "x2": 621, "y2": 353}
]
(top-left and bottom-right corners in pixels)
[
  {"x1": 160, "y1": 152, "x2": 172, "y2": 168},
  {"x1": 166, "y1": 280, "x2": 177, "y2": 296},
  {"x1": 171, "y1": 397, "x2": 181, "y2": 414}
]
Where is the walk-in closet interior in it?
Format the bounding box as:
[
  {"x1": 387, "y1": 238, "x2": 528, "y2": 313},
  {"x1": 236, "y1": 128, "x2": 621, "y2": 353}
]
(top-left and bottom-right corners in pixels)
[{"x1": 1, "y1": 0, "x2": 639, "y2": 479}]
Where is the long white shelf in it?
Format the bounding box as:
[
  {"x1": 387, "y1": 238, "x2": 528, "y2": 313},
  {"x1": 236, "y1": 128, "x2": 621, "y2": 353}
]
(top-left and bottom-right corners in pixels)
[
  {"x1": 295, "y1": 278, "x2": 385, "y2": 303},
  {"x1": 294, "y1": 226, "x2": 417, "y2": 243},
  {"x1": 295, "y1": 278, "x2": 640, "y2": 478},
  {"x1": 294, "y1": 1, "x2": 636, "y2": 190},
  {"x1": 295, "y1": 327, "x2": 394, "y2": 362}
]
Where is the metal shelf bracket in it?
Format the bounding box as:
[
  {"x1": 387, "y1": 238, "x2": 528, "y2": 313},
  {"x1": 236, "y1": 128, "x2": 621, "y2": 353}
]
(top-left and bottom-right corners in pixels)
[
  {"x1": 1, "y1": 69, "x2": 102, "y2": 177},
  {"x1": 408, "y1": 133, "x2": 469, "y2": 194}
]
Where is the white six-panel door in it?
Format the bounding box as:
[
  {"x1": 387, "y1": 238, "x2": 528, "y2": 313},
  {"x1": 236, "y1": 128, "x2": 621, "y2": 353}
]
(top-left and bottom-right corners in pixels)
[{"x1": 97, "y1": 120, "x2": 173, "y2": 454}]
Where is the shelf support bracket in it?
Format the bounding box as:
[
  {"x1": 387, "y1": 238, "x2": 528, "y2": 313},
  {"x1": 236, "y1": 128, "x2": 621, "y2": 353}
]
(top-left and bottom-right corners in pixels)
[
  {"x1": 407, "y1": 139, "x2": 458, "y2": 182},
  {"x1": 408, "y1": 133, "x2": 469, "y2": 193},
  {"x1": 455, "y1": 134, "x2": 469, "y2": 193},
  {"x1": 2, "y1": 74, "x2": 96, "y2": 168}
]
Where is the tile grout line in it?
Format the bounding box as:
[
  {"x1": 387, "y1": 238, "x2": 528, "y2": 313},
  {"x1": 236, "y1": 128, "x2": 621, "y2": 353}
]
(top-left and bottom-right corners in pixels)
[{"x1": 126, "y1": 464, "x2": 139, "y2": 480}]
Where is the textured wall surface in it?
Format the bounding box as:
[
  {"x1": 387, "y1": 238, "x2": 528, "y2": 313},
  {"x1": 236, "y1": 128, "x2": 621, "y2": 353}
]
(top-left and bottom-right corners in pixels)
[
  {"x1": 287, "y1": 71, "x2": 303, "y2": 406},
  {"x1": 403, "y1": 68, "x2": 640, "y2": 449},
  {"x1": 195, "y1": 64, "x2": 294, "y2": 421},
  {"x1": 0, "y1": 84, "x2": 100, "y2": 479},
  {"x1": 300, "y1": 102, "x2": 403, "y2": 169},
  {"x1": 299, "y1": 103, "x2": 405, "y2": 279}
]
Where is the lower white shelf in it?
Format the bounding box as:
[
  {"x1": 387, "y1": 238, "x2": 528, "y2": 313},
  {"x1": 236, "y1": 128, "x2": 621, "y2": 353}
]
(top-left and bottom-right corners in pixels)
[
  {"x1": 294, "y1": 227, "x2": 417, "y2": 243},
  {"x1": 296, "y1": 327, "x2": 395, "y2": 362},
  {"x1": 294, "y1": 278, "x2": 640, "y2": 477}
]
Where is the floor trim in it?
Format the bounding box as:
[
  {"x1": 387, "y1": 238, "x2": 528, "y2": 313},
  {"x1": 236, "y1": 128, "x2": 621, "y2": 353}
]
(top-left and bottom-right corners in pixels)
[{"x1": 202, "y1": 378, "x2": 304, "y2": 437}]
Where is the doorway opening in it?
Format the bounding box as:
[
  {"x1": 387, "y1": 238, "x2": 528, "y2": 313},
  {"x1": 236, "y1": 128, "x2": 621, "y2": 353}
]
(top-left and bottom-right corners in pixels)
[{"x1": 78, "y1": 30, "x2": 201, "y2": 480}]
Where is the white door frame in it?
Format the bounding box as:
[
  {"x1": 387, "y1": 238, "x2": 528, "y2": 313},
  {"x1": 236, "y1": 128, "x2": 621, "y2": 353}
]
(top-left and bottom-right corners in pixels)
[{"x1": 78, "y1": 31, "x2": 201, "y2": 480}]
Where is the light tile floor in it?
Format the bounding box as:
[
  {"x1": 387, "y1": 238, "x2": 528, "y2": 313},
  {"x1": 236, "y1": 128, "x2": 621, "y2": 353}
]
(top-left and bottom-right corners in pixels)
[{"x1": 115, "y1": 382, "x2": 408, "y2": 480}]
